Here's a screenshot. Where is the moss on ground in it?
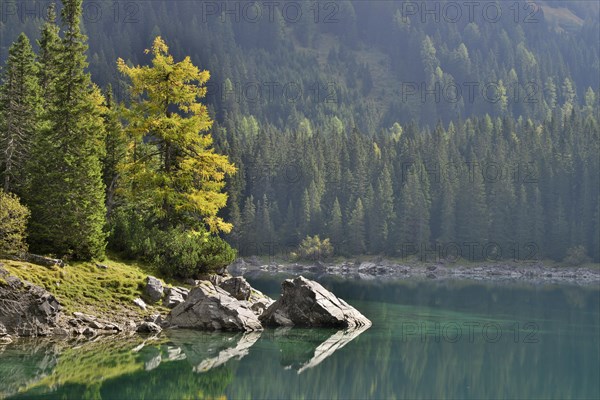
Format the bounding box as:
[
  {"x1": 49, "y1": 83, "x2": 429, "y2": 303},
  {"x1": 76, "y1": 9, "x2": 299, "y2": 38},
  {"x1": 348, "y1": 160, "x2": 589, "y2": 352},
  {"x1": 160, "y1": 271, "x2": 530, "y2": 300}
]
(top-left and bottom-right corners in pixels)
[{"x1": 0, "y1": 256, "x2": 176, "y2": 319}]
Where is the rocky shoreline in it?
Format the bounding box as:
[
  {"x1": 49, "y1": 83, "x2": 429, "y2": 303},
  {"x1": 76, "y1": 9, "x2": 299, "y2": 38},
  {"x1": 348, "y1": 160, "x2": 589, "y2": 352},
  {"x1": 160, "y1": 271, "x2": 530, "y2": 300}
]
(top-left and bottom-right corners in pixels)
[
  {"x1": 2, "y1": 256, "x2": 598, "y2": 342},
  {"x1": 229, "y1": 257, "x2": 600, "y2": 286},
  {"x1": 0, "y1": 264, "x2": 371, "y2": 341}
]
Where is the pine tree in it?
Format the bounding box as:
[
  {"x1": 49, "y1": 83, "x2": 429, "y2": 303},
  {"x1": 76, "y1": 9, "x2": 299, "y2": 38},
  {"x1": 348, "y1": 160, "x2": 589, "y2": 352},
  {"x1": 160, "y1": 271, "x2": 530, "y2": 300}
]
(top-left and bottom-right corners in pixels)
[
  {"x1": 372, "y1": 165, "x2": 395, "y2": 254},
  {"x1": 348, "y1": 198, "x2": 366, "y2": 254},
  {"x1": 37, "y1": 3, "x2": 61, "y2": 104},
  {"x1": 27, "y1": 0, "x2": 107, "y2": 259},
  {"x1": 397, "y1": 164, "x2": 431, "y2": 251},
  {"x1": 328, "y1": 197, "x2": 344, "y2": 254},
  {"x1": 455, "y1": 153, "x2": 489, "y2": 260},
  {"x1": 0, "y1": 33, "x2": 41, "y2": 195},
  {"x1": 240, "y1": 196, "x2": 256, "y2": 256},
  {"x1": 101, "y1": 85, "x2": 125, "y2": 219},
  {"x1": 117, "y1": 36, "x2": 236, "y2": 233},
  {"x1": 299, "y1": 188, "x2": 311, "y2": 237}
]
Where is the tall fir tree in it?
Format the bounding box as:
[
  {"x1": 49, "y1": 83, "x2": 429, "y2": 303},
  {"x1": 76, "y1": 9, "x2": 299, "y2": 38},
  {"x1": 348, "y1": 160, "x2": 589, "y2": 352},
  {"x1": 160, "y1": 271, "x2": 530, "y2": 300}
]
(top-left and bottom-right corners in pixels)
[
  {"x1": 0, "y1": 33, "x2": 41, "y2": 195},
  {"x1": 101, "y1": 85, "x2": 125, "y2": 219},
  {"x1": 328, "y1": 197, "x2": 344, "y2": 254},
  {"x1": 37, "y1": 2, "x2": 61, "y2": 104},
  {"x1": 27, "y1": 0, "x2": 107, "y2": 259},
  {"x1": 347, "y1": 197, "x2": 366, "y2": 254}
]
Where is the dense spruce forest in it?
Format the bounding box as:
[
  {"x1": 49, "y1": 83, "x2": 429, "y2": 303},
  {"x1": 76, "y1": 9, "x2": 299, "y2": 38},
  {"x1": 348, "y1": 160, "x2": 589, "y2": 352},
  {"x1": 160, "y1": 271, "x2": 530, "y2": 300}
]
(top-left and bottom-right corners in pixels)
[{"x1": 0, "y1": 0, "x2": 599, "y2": 265}]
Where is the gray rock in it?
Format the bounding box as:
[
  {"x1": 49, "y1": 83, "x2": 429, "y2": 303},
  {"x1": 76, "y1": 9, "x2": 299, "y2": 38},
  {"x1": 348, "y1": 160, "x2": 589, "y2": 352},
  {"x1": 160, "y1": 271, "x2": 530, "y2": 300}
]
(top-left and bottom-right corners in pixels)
[
  {"x1": 73, "y1": 312, "x2": 96, "y2": 323},
  {"x1": 145, "y1": 276, "x2": 164, "y2": 303},
  {"x1": 184, "y1": 278, "x2": 198, "y2": 286},
  {"x1": 166, "y1": 281, "x2": 262, "y2": 331},
  {"x1": 133, "y1": 298, "x2": 147, "y2": 310},
  {"x1": 96, "y1": 263, "x2": 108, "y2": 270},
  {"x1": 247, "y1": 288, "x2": 275, "y2": 316},
  {"x1": 82, "y1": 327, "x2": 96, "y2": 336},
  {"x1": 164, "y1": 286, "x2": 190, "y2": 306},
  {"x1": 89, "y1": 320, "x2": 105, "y2": 330},
  {"x1": 24, "y1": 254, "x2": 66, "y2": 268},
  {"x1": 0, "y1": 323, "x2": 7, "y2": 336},
  {"x1": 260, "y1": 276, "x2": 371, "y2": 329},
  {"x1": 163, "y1": 289, "x2": 186, "y2": 309},
  {"x1": 53, "y1": 327, "x2": 70, "y2": 336},
  {"x1": 137, "y1": 321, "x2": 162, "y2": 334},
  {"x1": 0, "y1": 267, "x2": 62, "y2": 337},
  {"x1": 218, "y1": 276, "x2": 252, "y2": 301},
  {"x1": 145, "y1": 314, "x2": 162, "y2": 324},
  {"x1": 250, "y1": 298, "x2": 275, "y2": 316}
]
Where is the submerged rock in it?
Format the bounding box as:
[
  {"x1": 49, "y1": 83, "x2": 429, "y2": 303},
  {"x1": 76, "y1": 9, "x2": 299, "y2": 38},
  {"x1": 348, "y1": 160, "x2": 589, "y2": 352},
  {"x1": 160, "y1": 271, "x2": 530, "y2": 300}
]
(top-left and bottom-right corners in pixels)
[
  {"x1": 0, "y1": 267, "x2": 62, "y2": 336},
  {"x1": 260, "y1": 276, "x2": 371, "y2": 329},
  {"x1": 165, "y1": 281, "x2": 262, "y2": 331}
]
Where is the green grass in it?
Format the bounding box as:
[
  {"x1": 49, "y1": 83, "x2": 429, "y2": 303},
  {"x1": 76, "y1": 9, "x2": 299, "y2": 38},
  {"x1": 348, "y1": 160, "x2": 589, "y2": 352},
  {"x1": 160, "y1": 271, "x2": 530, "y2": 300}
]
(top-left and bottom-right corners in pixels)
[{"x1": 0, "y1": 256, "x2": 175, "y2": 319}]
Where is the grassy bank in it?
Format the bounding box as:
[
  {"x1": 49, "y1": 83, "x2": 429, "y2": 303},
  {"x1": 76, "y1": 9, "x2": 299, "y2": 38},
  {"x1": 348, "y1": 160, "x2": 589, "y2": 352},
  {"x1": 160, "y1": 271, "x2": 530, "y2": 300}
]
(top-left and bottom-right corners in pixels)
[{"x1": 0, "y1": 256, "x2": 176, "y2": 320}]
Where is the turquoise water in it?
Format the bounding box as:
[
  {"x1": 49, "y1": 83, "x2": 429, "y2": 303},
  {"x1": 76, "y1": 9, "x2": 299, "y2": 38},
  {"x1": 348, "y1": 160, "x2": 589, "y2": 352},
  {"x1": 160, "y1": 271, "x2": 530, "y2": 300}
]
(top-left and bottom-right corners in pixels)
[{"x1": 1, "y1": 274, "x2": 599, "y2": 399}]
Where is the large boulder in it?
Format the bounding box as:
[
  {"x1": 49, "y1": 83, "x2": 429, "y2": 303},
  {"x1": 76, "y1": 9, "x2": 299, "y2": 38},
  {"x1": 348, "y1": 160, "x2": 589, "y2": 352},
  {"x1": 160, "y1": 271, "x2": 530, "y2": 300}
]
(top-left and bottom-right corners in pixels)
[
  {"x1": 260, "y1": 276, "x2": 371, "y2": 329},
  {"x1": 144, "y1": 276, "x2": 164, "y2": 303},
  {"x1": 0, "y1": 268, "x2": 62, "y2": 336},
  {"x1": 218, "y1": 276, "x2": 252, "y2": 301},
  {"x1": 247, "y1": 288, "x2": 275, "y2": 316},
  {"x1": 163, "y1": 286, "x2": 189, "y2": 309},
  {"x1": 165, "y1": 281, "x2": 262, "y2": 331}
]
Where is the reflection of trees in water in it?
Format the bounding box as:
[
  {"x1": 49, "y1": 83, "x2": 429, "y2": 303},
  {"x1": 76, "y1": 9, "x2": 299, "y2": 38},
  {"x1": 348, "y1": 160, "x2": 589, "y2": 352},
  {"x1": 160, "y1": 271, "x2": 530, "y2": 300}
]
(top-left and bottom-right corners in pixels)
[
  {"x1": 2, "y1": 279, "x2": 598, "y2": 399},
  {"x1": 0, "y1": 339, "x2": 61, "y2": 398},
  {"x1": 232, "y1": 276, "x2": 600, "y2": 399}
]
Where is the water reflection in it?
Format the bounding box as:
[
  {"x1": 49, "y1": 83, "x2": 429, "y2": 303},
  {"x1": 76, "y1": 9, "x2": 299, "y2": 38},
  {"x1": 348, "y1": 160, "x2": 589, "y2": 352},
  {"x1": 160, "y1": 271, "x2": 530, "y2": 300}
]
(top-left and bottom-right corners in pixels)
[
  {"x1": 167, "y1": 330, "x2": 261, "y2": 373},
  {"x1": 1, "y1": 277, "x2": 598, "y2": 400},
  {"x1": 271, "y1": 325, "x2": 370, "y2": 374}
]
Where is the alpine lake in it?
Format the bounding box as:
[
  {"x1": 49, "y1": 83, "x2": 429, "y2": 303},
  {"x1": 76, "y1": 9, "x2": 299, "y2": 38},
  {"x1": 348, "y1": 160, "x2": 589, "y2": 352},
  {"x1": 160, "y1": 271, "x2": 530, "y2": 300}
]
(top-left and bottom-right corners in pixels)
[{"x1": 1, "y1": 271, "x2": 598, "y2": 400}]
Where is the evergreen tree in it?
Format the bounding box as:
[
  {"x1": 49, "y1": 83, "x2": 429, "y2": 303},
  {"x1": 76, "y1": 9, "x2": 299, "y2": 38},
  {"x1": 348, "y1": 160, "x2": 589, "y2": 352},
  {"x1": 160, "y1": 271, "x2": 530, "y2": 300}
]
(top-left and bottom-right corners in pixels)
[
  {"x1": 27, "y1": 0, "x2": 107, "y2": 259},
  {"x1": 328, "y1": 197, "x2": 344, "y2": 254},
  {"x1": 240, "y1": 196, "x2": 256, "y2": 256},
  {"x1": 0, "y1": 33, "x2": 41, "y2": 195},
  {"x1": 37, "y1": 3, "x2": 61, "y2": 104},
  {"x1": 348, "y1": 198, "x2": 366, "y2": 254},
  {"x1": 101, "y1": 85, "x2": 125, "y2": 219},
  {"x1": 396, "y1": 163, "x2": 431, "y2": 252},
  {"x1": 372, "y1": 165, "x2": 395, "y2": 254},
  {"x1": 299, "y1": 188, "x2": 311, "y2": 237}
]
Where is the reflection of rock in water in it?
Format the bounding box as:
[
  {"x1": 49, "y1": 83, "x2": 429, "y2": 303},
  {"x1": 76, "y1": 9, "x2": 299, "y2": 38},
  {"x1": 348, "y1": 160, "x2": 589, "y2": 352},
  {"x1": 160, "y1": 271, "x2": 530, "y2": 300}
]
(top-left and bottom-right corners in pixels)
[
  {"x1": 0, "y1": 339, "x2": 61, "y2": 398},
  {"x1": 272, "y1": 325, "x2": 370, "y2": 374},
  {"x1": 166, "y1": 330, "x2": 261, "y2": 373}
]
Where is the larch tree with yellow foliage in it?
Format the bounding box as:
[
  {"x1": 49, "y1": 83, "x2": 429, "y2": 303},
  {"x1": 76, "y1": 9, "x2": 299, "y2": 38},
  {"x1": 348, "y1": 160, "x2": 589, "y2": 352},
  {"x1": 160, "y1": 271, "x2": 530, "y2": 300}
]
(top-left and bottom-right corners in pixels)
[{"x1": 117, "y1": 37, "x2": 236, "y2": 233}]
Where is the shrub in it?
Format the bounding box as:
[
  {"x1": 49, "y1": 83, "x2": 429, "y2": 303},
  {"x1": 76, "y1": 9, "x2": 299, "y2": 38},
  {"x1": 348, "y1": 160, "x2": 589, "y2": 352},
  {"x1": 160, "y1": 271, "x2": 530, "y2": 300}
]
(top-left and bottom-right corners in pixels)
[
  {"x1": 108, "y1": 208, "x2": 236, "y2": 279},
  {"x1": 157, "y1": 228, "x2": 236, "y2": 279},
  {"x1": 0, "y1": 190, "x2": 30, "y2": 256},
  {"x1": 295, "y1": 235, "x2": 333, "y2": 261},
  {"x1": 563, "y1": 245, "x2": 591, "y2": 266}
]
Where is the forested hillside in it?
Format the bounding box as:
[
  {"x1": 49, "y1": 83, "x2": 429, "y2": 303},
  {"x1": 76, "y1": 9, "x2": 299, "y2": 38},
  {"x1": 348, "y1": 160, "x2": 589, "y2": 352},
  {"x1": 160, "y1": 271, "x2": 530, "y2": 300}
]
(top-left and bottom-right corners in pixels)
[{"x1": 1, "y1": 1, "x2": 598, "y2": 262}]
